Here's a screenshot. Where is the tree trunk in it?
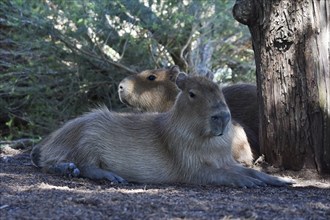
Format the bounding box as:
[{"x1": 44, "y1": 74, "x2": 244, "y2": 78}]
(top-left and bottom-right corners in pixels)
[{"x1": 233, "y1": 0, "x2": 330, "y2": 174}]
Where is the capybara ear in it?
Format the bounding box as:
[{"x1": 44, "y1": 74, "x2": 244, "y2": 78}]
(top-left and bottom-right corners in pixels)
[
  {"x1": 168, "y1": 65, "x2": 180, "y2": 82},
  {"x1": 175, "y1": 72, "x2": 188, "y2": 90},
  {"x1": 205, "y1": 71, "x2": 214, "y2": 80},
  {"x1": 169, "y1": 65, "x2": 180, "y2": 73}
]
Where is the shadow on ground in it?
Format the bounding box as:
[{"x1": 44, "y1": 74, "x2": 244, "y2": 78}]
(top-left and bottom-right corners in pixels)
[{"x1": 1, "y1": 145, "x2": 329, "y2": 219}]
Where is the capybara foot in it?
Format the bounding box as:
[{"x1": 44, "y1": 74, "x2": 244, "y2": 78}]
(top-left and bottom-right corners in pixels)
[
  {"x1": 45, "y1": 162, "x2": 80, "y2": 177},
  {"x1": 80, "y1": 165, "x2": 128, "y2": 184}
]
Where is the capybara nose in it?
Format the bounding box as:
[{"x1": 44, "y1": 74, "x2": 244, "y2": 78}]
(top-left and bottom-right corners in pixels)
[
  {"x1": 212, "y1": 111, "x2": 230, "y2": 124},
  {"x1": 211, "y1": 111, "x2": 231, "y2": 136},
  {"x1": 118, "y1": 82, "x2": 124, "y2": 92}
]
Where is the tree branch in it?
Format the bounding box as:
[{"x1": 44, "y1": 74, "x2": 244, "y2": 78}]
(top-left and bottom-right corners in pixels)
[{"x1": 53, "y1": 29, "x2": 137, "y2": 74}]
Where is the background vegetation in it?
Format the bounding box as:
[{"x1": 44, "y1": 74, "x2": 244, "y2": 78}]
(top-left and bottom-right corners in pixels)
[{"x1": 0, "y1": 0, "x2": 255, "y2": 140}]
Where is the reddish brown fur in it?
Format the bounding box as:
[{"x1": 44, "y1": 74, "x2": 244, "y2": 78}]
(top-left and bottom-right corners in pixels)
[
  {"x1": 119, "y1": 66, "x2": 180, "y2": 112},
  {"x1": 31, "y1": 74, "x2": 292, "y2": 187}
]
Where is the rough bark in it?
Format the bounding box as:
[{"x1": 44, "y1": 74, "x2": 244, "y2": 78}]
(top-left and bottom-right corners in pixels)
[{"x1": 233, "y1": 0, "x2": 330, "y2": 173}]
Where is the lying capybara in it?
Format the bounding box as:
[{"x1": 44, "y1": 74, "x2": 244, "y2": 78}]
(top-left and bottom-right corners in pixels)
[
  {"x1": 118, "y1": 66, "x2": 260, "y2": 156},
  {"x1": 118, "y1": 67, "x2": 253, "y2": 165},
  {"x1": 31, "y1": 74, "x2": 291, "y2": 187}
]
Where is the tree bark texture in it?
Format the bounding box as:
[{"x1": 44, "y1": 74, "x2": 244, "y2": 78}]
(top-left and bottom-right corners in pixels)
[{"x1": 233, "y1": 0, "x2": 330, "y2": 173}]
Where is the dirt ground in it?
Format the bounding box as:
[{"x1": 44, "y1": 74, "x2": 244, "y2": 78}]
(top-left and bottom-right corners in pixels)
[{"x1": 1, "y1": 144, "x2": 330, "y2": 220}]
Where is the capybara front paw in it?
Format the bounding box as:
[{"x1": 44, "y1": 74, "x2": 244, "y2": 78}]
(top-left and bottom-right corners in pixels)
[
  {"x1": 223, "y1": 172, "x2": 268, "y2": 188},
  {"x1": 67, "y1": 162, "x2": 80, "y2": 177},
  {"x1": 50, "y1": 162, "x2": 80, "y2": 177},
  {"x1": 105, "y1": 172, "x2": 128, "y2": 184},
  {"x1": 235, "y1": 177, "x2": 267, "y2": 188}
]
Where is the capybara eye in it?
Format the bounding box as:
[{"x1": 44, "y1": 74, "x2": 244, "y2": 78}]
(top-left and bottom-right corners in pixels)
[
  {"x1": 147, "y1": 75, "x2": 156, "y2": 81},
  {"x1": 189, "y1": 91, "x2": 196, "y2": 98}
]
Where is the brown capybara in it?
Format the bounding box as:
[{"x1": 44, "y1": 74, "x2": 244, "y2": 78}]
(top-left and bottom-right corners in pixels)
[
  {"x1": 119, "y1": 66, "x2": 253, "y2": 166},
  {"x1": 30, "y1": 74, "x2": 292, "y2": 187},
  {"x1": 118, "y1": 68, "x2": 253, "y2": 166},
  {"x1": 118, "y1": 66, "x2": 260, "y2": 156}
]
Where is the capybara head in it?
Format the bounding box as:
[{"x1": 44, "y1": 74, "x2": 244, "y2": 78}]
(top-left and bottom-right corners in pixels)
[
  {"x1": 174, "y1": 73, "x2": 231, "y2": 137},
  {"x1": 118, "y1": 66, "x2": 180, "y2": 112}
]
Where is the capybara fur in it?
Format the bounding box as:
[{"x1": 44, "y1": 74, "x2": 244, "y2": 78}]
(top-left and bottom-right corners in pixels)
[
  {"x1": 31, "y1": 74, "x2": 292, "y2": 187},
  {"x1": 118, "y1": 66, "x2": 260, "y2": 156},
  {"x1": 118, "y1": 67, "x2": 254, "y2": 166},
  {"x1": 119, "y1": 66, "x2": 180, "y2": 112}
]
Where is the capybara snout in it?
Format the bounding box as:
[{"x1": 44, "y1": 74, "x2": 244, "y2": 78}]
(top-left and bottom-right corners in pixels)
[
  {"x1": 118, "y1": 77, "x2": 134, "y2": 106},
  {"x1": 210, "y1": 110, "x2": 231, "y2": 136},
  {"x1": 210, "y1": 100, "x2": 231, "y2": 136}
]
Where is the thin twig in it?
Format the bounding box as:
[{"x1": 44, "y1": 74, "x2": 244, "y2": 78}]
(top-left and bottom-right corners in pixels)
[{"x1": 54, "y1": 30, "x2": 137, "y2": 74}]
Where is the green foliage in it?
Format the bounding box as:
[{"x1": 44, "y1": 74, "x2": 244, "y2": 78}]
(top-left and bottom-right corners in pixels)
[{"x1": 0, "y1": 0, "x2": 255, "y2": 139}]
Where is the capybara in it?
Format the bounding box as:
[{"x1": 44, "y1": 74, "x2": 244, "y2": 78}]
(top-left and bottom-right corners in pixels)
[
  {"x1": 31, "y1": 74, "x2": 292, "y2": 187},
  {"x1": 118, "y1": 67, "x2": 253, "y2": 165},
  {"x1": 118, "y1": 66, "x2": 260, "y2": 156}
]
